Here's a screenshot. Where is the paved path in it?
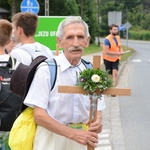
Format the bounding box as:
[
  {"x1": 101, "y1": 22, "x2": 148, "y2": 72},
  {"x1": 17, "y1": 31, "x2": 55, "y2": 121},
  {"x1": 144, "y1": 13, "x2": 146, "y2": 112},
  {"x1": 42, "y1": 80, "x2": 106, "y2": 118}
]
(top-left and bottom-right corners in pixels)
[{"x1": 83, "y1": 52, "x2": 126, "y2": 150}]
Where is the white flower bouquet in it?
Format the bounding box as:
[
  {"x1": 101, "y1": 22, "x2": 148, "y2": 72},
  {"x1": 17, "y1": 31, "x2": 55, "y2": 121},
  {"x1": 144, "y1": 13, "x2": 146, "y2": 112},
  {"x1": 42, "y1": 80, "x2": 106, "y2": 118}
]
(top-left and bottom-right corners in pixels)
[{"x1": 77, "y1": 68, "x2": 113, "y2": 94}]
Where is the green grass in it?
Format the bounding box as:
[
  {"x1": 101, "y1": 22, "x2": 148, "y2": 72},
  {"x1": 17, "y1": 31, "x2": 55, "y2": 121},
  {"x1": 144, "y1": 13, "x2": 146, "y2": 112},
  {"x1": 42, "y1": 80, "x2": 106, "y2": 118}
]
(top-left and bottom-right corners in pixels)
[
  {"x1": 121, "y1": 46, "x2": 135, "y2": 62},
  {"x1": 83, "y1": 43, "x2": 102, "y2": 55},
  {"x1": 84, "y1": 43, "x2": 135, "y2": 62}
]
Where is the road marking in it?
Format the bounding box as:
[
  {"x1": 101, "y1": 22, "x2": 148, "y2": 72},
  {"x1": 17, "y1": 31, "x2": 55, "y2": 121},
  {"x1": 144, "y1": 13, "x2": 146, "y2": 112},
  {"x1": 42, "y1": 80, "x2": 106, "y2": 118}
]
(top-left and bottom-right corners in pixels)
[
  {"x1": 96, "y1": 146, "x2": 112, "y2": 150},
  {"x1": 99, "y1": 133, "x2": 109, "y2": 138},
  {"x1": 98, "y1": 139, "x2": 111, "y2": 145},
  {"x1": 132, "y1": 59, "x2": 141, "y2": 62},
  {"x1": 132, "y1": 59, "x2": 150, "y2": 62}
]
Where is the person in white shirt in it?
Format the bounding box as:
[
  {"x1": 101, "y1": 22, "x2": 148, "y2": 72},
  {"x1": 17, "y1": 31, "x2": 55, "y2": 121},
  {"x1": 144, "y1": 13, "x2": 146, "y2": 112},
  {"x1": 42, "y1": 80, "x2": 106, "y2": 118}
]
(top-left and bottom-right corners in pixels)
[
  {"x1": 24, "y1": 16, "x2": 105, "y2": 150},
  {"x1": 10, "y1": 12, "x2": 53, "y2": 66}
]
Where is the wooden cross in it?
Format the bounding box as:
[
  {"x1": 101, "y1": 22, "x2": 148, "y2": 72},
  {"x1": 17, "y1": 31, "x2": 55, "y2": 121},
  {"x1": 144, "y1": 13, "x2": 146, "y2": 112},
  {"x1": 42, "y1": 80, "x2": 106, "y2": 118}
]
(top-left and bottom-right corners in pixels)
[{"x1": 58, "y1": 55, "x2": 131, "y2": 150}]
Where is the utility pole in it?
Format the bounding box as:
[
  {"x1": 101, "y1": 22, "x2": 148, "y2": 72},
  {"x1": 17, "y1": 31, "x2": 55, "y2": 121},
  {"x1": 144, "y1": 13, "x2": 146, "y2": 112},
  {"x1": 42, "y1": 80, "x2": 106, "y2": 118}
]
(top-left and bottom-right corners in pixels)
[
  {"x1": 80, "y1": 0, "x2": 83, "y2": 18},
  {"x1": 45, "y1": 0, "x2": 49, "y2": 16},
  {"x1": 12, "y1": 0, "x2": 16, "y2": 16},
  {"x1": 97, "y1": 0, "x2": 100, "y2": 46}
]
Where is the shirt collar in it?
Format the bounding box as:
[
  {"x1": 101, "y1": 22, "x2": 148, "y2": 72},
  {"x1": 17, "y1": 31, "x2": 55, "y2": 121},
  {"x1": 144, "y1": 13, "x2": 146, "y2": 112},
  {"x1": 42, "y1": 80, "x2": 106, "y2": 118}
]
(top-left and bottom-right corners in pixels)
[{"x1": 55, "y1": 52, "x2": 82, "y2": 72}]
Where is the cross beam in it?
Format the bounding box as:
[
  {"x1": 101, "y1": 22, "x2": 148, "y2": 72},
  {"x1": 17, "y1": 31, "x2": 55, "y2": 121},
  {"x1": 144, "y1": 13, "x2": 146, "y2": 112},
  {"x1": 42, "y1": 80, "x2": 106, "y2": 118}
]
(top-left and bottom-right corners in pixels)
[
  {"x1": 58, "y1": 55, "x2": 131, "y2": 150},
  {"x1": 58, "y1": 86, "x2": 131, "y2": 96}
]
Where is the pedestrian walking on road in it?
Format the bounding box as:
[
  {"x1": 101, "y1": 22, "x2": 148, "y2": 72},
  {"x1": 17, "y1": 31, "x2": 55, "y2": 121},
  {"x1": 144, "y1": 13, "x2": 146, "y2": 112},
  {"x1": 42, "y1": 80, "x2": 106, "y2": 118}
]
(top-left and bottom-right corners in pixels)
[{"x1": 102, "y1": 24, "x2": 123, "y2": 87}]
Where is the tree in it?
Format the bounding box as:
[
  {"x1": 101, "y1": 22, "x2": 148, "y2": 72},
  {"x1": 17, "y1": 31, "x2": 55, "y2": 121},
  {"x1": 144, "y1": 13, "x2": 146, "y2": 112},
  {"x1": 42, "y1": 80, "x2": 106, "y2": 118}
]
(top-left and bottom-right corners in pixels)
[
  {"x1": 141, "y1": 13, "x2": 150, "y2": 30},
  {"x1": 76, "y1": 0, "x2": 98, "y2": 43},
  {"x1": 127, "y1": 4, "x2": 144, "y2": 27}
]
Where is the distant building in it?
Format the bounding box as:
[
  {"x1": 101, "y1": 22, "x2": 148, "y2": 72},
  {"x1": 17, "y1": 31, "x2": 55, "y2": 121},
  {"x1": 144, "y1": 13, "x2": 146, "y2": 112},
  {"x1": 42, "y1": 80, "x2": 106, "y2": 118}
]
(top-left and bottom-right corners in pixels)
[{"x1": 0, "y1": 7, "x2": 9, "y2": 19}]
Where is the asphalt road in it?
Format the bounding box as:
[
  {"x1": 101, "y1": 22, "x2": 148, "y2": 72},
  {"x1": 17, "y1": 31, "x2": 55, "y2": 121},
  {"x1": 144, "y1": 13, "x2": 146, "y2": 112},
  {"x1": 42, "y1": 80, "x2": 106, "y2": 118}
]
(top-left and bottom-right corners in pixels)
[{"x1": 119, "y1": 40, "x2": 150, "y2": 150}]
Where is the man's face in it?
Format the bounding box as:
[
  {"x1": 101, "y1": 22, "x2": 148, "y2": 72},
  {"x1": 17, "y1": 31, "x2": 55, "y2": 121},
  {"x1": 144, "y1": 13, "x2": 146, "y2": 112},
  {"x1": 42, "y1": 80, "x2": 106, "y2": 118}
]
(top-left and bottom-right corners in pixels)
[
  {"x1": 5, "y1": 38, "x2": 16, "y2": 53},
  {"x1": 57, "y1": 23, "x2": 90, "y2": 64},
  {"x1": 12, "y1": 23, "x2": 21, "y2": 43},
  {"x1": 110, "y1": 26, "x2": 118, "y2": 36}
]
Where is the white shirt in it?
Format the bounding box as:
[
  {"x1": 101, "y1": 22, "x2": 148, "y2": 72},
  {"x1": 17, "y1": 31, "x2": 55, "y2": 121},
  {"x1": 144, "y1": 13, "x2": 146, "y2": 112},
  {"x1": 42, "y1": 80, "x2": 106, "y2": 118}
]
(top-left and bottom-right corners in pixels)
[
  {"x1": 24, "y1": 53, "x2": 105, "y2": 124},
  {"x1": 10, "y1": 42, "x2": 53, "y2": 66}
]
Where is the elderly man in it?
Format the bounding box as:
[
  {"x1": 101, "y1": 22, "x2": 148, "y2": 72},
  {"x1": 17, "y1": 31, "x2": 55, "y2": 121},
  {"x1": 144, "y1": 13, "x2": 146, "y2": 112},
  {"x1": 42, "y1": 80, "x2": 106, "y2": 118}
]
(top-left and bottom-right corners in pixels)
[{"x1": 24, "y1": 16, "x2": 105, "y2": 150}]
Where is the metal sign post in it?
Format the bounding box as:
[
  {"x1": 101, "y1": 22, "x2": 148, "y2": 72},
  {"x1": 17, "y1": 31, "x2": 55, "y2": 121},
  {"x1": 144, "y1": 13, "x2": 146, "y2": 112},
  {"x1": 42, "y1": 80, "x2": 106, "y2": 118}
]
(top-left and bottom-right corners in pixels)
[
  {"x1": 45, "y1": 0, "x2": 49, "y2": 16},
  {"x1": 124, "y1": 21, "x2": 132, "y2": 50}
]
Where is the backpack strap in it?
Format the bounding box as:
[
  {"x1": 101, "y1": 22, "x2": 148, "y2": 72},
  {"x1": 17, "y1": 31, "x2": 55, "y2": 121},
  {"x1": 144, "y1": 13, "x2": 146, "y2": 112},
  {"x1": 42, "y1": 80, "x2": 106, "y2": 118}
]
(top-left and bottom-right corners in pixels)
[
  {"x1": 81, "y1": 59, "x2": 93, "y2": 69},
  {"x1": 45, "y1": 58, "x2": 92, "y2": 92},
  {"x1": 8, "y1": 55, "x2": 16, "y2": 73},
  {"x1": 45, "y1": 58, "x2": 57, "y2": 91},
  {"x1": 0, "y1": 55, "x2": 16, "y2": 73},
  {"x1": 10, "y1": 56, "x2": 47, "y2": 112},
  {"x1": 19, "y1": 45, "x2": 48, "y2": 60}
]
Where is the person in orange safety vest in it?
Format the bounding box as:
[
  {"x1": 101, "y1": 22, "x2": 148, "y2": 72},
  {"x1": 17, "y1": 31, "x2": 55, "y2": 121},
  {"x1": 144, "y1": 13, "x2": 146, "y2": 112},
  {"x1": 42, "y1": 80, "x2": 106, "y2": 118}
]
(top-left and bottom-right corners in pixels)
[{"x1": 102, "y1": 24, "x2": 123, "y2": 89}]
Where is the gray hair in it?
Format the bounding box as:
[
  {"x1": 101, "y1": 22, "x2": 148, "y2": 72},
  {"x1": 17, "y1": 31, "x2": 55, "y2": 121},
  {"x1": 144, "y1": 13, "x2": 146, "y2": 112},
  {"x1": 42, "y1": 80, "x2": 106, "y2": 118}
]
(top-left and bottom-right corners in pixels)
[{"x1": 56, "y1": 16, "x2": 90, "y2": 39}]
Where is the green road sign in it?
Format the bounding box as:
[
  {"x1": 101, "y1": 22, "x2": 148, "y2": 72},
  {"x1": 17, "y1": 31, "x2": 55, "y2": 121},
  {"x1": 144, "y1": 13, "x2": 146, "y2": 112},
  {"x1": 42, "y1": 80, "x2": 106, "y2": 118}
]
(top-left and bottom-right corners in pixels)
[{"x1": 35, "y1": 16, "x2": 67, "y2": 51}]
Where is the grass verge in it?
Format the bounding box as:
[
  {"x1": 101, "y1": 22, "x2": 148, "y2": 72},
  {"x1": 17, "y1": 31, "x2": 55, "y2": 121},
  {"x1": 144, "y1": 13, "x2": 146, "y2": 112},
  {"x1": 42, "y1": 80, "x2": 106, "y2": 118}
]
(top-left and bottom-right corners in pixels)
[{"x1": 83, "y1": 43, "x2": 102, "y2": 55}]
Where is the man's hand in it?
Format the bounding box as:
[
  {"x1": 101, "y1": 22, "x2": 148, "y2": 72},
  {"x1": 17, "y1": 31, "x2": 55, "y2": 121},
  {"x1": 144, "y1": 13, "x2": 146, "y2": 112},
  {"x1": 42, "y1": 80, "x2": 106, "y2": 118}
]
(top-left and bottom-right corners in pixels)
[
  {"x1": 72, "y1": 111, "x2": 103, "y2": 147},
  {"x1": 70, "y1": 129, "x2": 98, "y2": 147},
  {"x1": 88, "y1": 111, "x2": 103, "y2": 133}
]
